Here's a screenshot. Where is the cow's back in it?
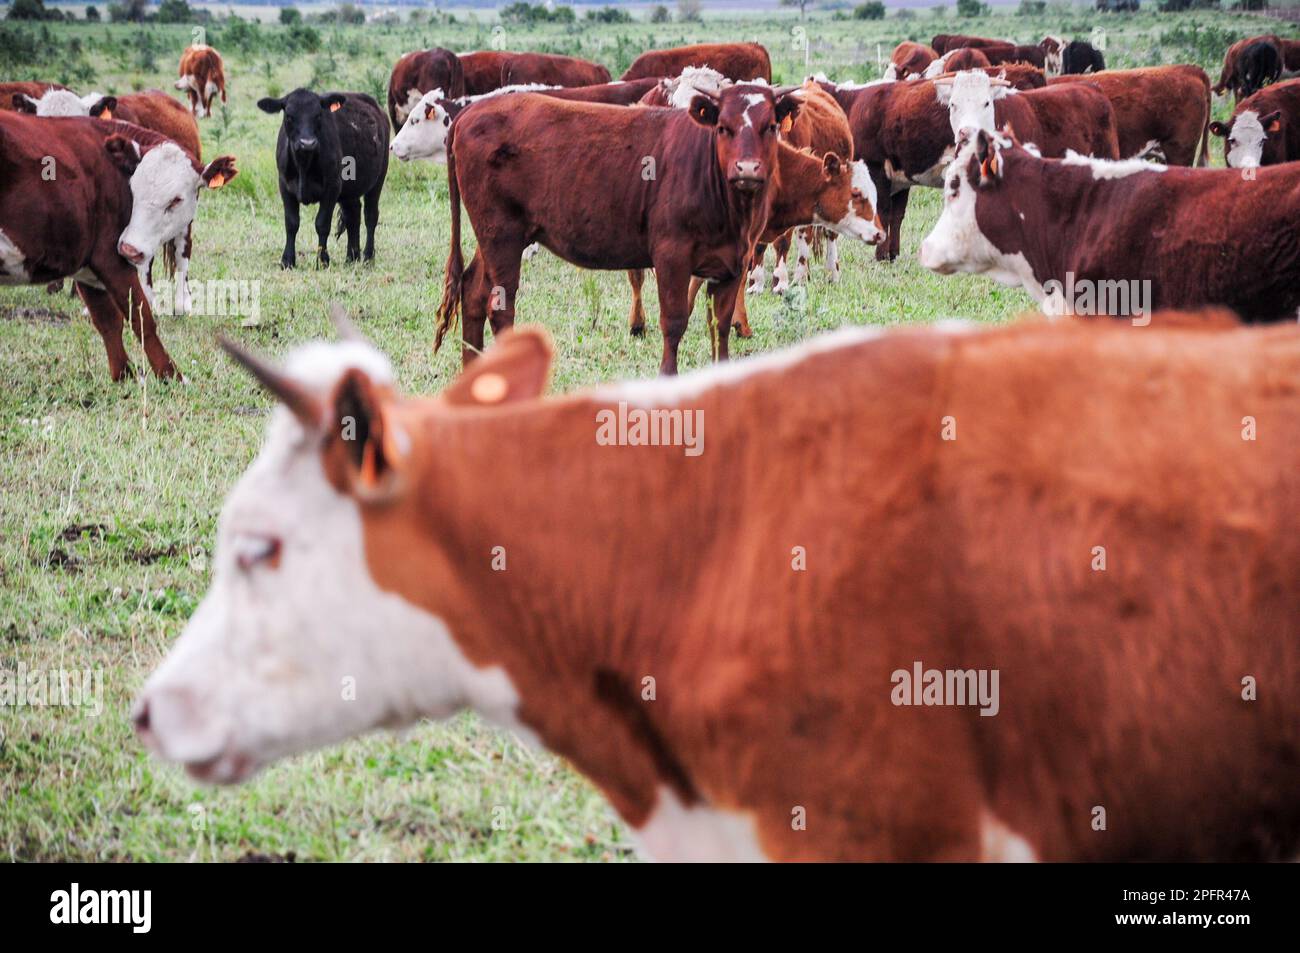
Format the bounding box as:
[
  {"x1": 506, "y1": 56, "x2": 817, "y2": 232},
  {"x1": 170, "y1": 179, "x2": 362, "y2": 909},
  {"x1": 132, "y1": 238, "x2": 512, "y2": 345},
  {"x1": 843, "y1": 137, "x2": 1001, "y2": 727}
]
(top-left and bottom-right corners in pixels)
[
  {"x1": 459, "y1": 50, "x2": 513, "y2": 95},
  {"x1": 335, "y1": 94, "x2": 390, "y2": 196},
  {"x1": 621, "y1": 43, "x2": 771, "y2": 83},
  {"x1": 1017, "y1": 83, "x2": 1120, "y2": 158},
  {"x1": 118, "y1": 91, "x2": 200, "y2": 158}
]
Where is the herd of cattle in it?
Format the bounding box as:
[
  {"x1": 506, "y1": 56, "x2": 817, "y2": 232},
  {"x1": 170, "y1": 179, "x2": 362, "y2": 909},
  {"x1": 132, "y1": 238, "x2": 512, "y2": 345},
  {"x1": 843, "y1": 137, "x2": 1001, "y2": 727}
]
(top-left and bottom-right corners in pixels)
[
  {"x1": 3, "y1": 30, "x2": 1300, "y2": 379},
  {"x1": 6, "y1": 30, "x2": 1300, "y2": 861}
]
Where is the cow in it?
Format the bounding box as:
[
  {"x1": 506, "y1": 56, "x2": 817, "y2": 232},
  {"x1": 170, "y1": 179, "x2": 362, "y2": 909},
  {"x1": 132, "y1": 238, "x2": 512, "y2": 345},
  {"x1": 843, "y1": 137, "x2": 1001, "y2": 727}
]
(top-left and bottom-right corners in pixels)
[
  {"x1": 919, "y1": 128, "x2": 1300, "y2": 324},
  {"x1": 1214, "y1": 34, "x2": 1300, "y2": 101},
  {"x1": 435, "y1": 86, "x2": 803, "y2": 374},
  {"x1": 1210, "y1": 78, "x2": 1300, "y2": 168},
  {"x1": 937, "y1": 71, "x2": 1121, "y2": 159},
  {"x1": 1060, "y1": 40, "x2": 1106, "y2": 75},
  {"x1": 920, "y1": 61, "x2": 1047, "y2": 89},
  {"x1": 390, "y1": 80, "x2": 662, "y2": 163},
  {"x1": 884, "y1": 41, "x2": 938, "y2": 81},
  {"x1": 932, "y1": 34, "x2": 1052, "y2": 69},
  {"x1": 944, "y1": 48, "x2": 992, "y2": 72},
  {"x1": 1050, "y1": 66, "x2": 1212, "y2": 166},
  {"x1": 387, "y1": 48, "x2": 465, "y2": 129},
  {"x1": 638, "y1": 67, "x2": 732, "y2": 109},
  {"x1": 1040, "y1": 34, "x2": 1066, "y2": 74},
  {"x1": 257, "y1": 90, "x2": 389, "y2": 269},
  {"x1": 830, "y1": 74, "x2": 1117, "y2": 261},
  {"x1": 135, "y1": 313, "x2": 1300, "y2": 862},
  {"x1": 0, "y1": 112, "x2": 235, "y2": 379},
  {"x1": 176, "y1": 44, "x2": 227, "y2": 118},
  {"x1": 1236, "y1": 40, "x2": 1283, "y2": 101},
  {"x1": 14, "y1": 87, "x2": 203, "y2": 313},
  {"x1": 500, "y1": 52, "x2": 610, "y2": 88},
  {"x1": 458, "y1": 50, "x2": 514, "y2": 96},
  {"x1": 621, "y1": 42, "x2": 773, "y2": 83},
  {"x1": 0, "y1": 81, "x2": 68, "y2": 111}
]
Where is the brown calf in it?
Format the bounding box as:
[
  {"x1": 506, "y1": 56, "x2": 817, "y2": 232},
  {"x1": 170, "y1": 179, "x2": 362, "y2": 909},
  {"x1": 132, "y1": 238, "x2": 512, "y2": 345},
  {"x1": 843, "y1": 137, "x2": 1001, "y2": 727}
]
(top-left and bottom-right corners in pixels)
[
  {"x1": 141, "y1": 316, "x2": 1300, "y2": 861},
  {"x1": 1051, "y1": 65, "x2": 1211, "y2": 166},
  {"x1": 621, "y1": 43, "x2": 772, "y2": 83},
  {"x1": 176, "y1": 44, "x2": 227, "y2": 118},
  {"x1": 436, "y1": 86, "x2": 801, "y2": 374}
]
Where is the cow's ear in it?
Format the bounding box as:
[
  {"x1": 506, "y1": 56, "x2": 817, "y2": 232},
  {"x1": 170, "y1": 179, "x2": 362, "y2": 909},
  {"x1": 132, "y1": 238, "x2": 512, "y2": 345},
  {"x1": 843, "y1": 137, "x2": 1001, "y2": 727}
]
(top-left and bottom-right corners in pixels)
[
  {"x1": 322, "y1": 93, "x2": 347, "y2": 113},
  {"x1": 1209, "y1": 121, "x2": 1228, "y2": 138},
  {"x1": 442, "y1": 326, "x2": 554, "y2": 409},
  {"x1": 87, "y1": 96, "x2": 117, "y2": 120},
  {"x1": 687, "y1": 93, "x2": 720, "y2": 127},
  {"x1": 13, "y1": 93, "x2": 37, "y2": 114},
  {"x1": 104, "y1": 134, "x2": 143, "y2": 176},
  {"x1": 323, "y1": 368, "x2": 406, "y2": 502},
  {"x1": 256, "y1": 96, "x2": 285, "y2": 114},
  {"x1": 973, "y1": 130, "x2": 1002, "y2": 186},
  {"x1": 822, "y1": 152, "x2": 843, "y2": 179},
  {"x1": 201, "y1": 155, "x2": 238, "y2": 190},
  {"x1": 774, "y1": 91, "x2": 801, "y2": 127},
  {"x1": 1262, "y1": 110, "x2": 1282, "y2": 134}
]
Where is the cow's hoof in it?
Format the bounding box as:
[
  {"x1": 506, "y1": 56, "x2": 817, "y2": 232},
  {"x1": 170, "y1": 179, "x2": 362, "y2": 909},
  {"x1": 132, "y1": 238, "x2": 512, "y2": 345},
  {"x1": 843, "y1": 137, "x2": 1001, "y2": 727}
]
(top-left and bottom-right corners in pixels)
[
  {"x1": 733, "y1": 323, "x2": 753, "y2": 339},
  {"x1": 630, "y1": 325, "x2": 646, "y2": 338},
  {"x1": 280, "y1": 257, "x2": 295, "y2": 270}
]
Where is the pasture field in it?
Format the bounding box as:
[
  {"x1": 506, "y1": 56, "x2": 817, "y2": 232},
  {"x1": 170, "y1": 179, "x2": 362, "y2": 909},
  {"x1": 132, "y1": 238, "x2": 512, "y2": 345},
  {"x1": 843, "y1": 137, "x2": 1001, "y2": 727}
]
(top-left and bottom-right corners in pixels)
[{"x1": 0, "y1": 7, "x2": 1288, "y2": 861}]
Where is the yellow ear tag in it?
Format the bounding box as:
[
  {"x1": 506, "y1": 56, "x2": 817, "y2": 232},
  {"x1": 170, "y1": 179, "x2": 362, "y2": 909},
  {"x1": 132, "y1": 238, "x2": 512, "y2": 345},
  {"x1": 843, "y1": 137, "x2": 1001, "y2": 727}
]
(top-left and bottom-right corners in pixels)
[
  {"x1": 207, "y1": 173, "x2": 225, "y2": 189},
  {"x1": 330, "y1": 101, "x2": 342, "y2": 113},
  {"x1": 99, "y1": 109, "x2": 113, "y2": 120},
  {"x1": 470, "y1": 373, "x2": 508, "y2": 404}
]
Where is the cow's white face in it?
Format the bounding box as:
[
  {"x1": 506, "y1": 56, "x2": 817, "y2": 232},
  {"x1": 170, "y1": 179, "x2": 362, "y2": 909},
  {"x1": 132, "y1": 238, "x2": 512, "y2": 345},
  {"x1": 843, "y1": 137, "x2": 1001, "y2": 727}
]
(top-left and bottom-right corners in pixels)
[
  {"x1": 23, "y1": 89, "x2": 104, "y2": 116},
  {"x1": 938, "y1": 71, "x2": 1009, "y2": 141},
  {"x1": 390, "y1": 89, "x2": 452, "y2": 162},
  {"x1": 816, "y1": 160, "x2": 885, "y2": 244},
  {"x1": 667, "y1": 66, "x2": 730, "y2": 108},
  {"x1": 132, "y1": 343, "x2": 512, "y2": 783},
  {"x1": 1224, "y1": 110, "x2": 1267, "y2": 168},
  {"x1": 119, "y1": 143, "x2": 203, "y2": 264}
]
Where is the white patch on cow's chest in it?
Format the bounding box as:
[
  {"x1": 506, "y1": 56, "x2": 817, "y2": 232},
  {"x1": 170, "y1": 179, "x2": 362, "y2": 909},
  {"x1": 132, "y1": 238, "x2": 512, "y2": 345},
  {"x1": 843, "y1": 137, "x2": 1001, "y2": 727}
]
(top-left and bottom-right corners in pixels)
[
  {"x1": 632, "y1": 787, "x2": 769, "y2": 862},
  {"x1": 980, "y1": 811, "x2": 1038, "y2": 862},
  {"x1": 0, "y1": 228, "x2": 29, "y2": 284},
  {"x1": 71, "y1": 267, "x2": 105, "y2": 290}
]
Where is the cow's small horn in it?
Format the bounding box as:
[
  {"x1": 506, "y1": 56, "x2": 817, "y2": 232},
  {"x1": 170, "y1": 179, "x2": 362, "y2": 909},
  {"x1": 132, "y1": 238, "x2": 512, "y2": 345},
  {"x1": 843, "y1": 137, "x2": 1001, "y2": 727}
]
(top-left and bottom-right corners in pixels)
[
  {"x1": 771, "y1": 84, "x2": 801, "y2": 97},
  {"x1": 990, "y1": 78, "x2": 1012, "y2": 88},
  {"x1": 217, "y1": 335, "x2": 323, "y2": 429},
  {"x1": 329, "y1": 302, "x2": 370, "y2": 345}
]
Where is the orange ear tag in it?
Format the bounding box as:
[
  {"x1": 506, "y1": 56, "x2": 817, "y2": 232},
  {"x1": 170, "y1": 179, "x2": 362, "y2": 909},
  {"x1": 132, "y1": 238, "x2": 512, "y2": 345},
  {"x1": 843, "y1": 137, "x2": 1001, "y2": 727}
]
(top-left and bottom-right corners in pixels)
[
  {"x1": 207, "y1": 173, "x2": 225, "y2": 189},
  {"x1": 470, "y1": 373, "x2": 508, "y2": 404},
  {"x1": 99, "y1": 109, "x2": 113, "y2": 120},
  {"x1": 330, "y1": 102, "x2": 342, "y2": 113}
]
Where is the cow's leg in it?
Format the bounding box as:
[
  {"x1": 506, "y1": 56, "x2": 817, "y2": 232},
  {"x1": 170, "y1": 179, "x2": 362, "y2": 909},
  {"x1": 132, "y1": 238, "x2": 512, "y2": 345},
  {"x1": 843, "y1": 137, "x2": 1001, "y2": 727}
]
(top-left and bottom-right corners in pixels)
[
  {"x1": 460, "y1": 250, "x2": 491, "y2": 365},
  {"x1": 362, "y1": 186, "x2": 381, "y2": 262},
  {"x1": 481, "y1": 240, "x2": 525, "y2": 342},
  {"x1": 731, "y1": 272, "x2": 753, "y2": 339},
  {"x1": 314, "y1": 200, "x2": 334, "y2": 268},
  {"x1": 279, "y1": 186, "x2": 300, "y2": 270},
  {"x1": 792, "y1": 228, "x2": 812, "y2": 285},
  {"x1": 105, "y1": 269, "x2": 178, "y2": 379},
  {"x1": 772, "y1": 232, "x2": 792, "y2": 293},
  {"x1": 881, "y1": 188, "x2": 910, "y2": 262},
  {"x1": 174, "y1": 226, "x2": 193, "y2": 315},
  {"x1": 340, "y1": 196, "x2": 362, "y2": 263},
  {"x1": 746, "y1": 243, "x2": 768, "y2": 295},
  {"x1": 825, "y1": 230, "x2": 840, "y2": 284},
  {"x1": 653, "y1": 262, "x2": 691, "y2": 375},
  {"x1": 628, "y1": 269, "x2": 647, "y2": 336},
  {"x1": 706, "y1": 276, "x2": 742, "y2": 362},
  {"x1": 76, "y1": 283, "x2": 131, "y2": 382}
]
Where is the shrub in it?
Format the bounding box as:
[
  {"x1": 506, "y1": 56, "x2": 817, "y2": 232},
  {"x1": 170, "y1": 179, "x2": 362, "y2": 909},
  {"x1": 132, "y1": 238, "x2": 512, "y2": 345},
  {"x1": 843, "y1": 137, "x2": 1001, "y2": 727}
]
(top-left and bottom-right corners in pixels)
[
  {"x1": 650, "y1": 4, "x2": 670, "y2": 22},
  {"x1": 279, "y1": 6, "x2": 302, "y2": 26},
  {"x1": 854, "y1": 1, "x2": 886, "y2": 19},
  {"x1": 85, "y1": 4, "x2": 100, "y2": 19},
  {"x1": 7, "y1": 0, "x2": 63, "y2": 20},
  {"x1": 677, "y1": 0, "x2": 702, "y2": 22},
  {"x1": 587, "y1": 5, "x2": 631, "y2": 23},
  {"x1": 1018, "y1": 0, "x2": 1047, "y2": 12},
  {"x1": 956, "y1": 0, "x2": 990, "y2": 15},
  {"x1": 108, "y1": 0, "x2": 147, "y2": 22},
  {"x1": 334, "y1": 3, "x2": 366, "y2": 25},
  {"x1": 155, "y1": 0, "x2": 192, "y2": 23}
]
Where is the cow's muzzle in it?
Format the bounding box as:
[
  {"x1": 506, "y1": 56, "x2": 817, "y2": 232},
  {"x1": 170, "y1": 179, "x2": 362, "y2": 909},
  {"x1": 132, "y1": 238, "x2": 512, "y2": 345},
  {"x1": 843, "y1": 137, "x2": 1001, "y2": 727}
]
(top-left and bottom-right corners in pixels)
[
  {"x1": 118, "y1": 242, "x2": 146, "y2": 265},
  {"x1": 729, "y1": 160, "x2": 765, "y2": 191},
  {"x1": 295, "y1": 137, "x2": 319, "y2": 153}
]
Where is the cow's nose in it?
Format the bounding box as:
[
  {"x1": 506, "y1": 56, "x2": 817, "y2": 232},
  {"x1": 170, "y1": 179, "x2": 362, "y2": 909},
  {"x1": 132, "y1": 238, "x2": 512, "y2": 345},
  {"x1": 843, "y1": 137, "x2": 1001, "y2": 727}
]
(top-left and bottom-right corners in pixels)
[
  {"x1": 118, "y1": 242, "x2": 145, "y2": 264},
  {"x1": 132, "y1": 697, "x2": 151, "y2": 736},
  {"x1": 733, "y1": 160, "x2": 761, "y2": 177},
  {"x1": 296, "y1": 137, "x2": 318, "y2": 151}
]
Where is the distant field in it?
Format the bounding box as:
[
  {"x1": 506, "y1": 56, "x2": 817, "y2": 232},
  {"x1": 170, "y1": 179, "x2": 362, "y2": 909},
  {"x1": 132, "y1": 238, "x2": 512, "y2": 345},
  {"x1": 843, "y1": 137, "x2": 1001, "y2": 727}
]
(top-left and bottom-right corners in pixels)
[{"x1": 0, "y1": 8, "x2": 1286, "y2": 861}]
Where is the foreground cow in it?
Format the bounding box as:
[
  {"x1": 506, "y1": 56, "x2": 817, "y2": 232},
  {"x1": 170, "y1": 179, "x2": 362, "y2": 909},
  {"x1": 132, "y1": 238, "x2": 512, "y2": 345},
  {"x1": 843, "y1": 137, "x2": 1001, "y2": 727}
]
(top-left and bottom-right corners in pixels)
[
  {"x1": 0, "y1": 112, "x2": 234, "y2": 378},
  {"x1": 387, "y1": 47, "x2": 465, "y2": 128},
  {"x1": 621, "y1": 42, "x2": 772, "y2": 83},
  {"x1": 919, "y1": 129, "x2": 1300, "y2": 323},
  {"x1": 1049, "y1": 66, "x2": 1211, "y2": 166},
  {"x1": 436, "y1": 86, "x2": 802, "y2": 374},
  {"x1": 176, "y1": 44, "x2": 227, "y2": 118},
  {"x1": 258, "y1": 89, "x2": 389, "y2": 269},
  {"x1": 134, "y1": 314, "x2": 1300, "y2": 862},
  {"x1": 1210, "y1": 79, "x2": 1300, "y2": 168}
]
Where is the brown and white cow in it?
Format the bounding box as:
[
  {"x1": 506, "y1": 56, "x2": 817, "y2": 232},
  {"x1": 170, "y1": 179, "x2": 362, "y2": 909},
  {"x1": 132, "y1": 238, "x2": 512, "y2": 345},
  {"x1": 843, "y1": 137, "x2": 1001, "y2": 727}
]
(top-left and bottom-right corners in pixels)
[
  {"x1": 944, "y1": 48, "x2": 992, "y2": 72},
  {"x1": 135, "y1": 313, "x2": 1300, "y2": 862},
  {"x1": 176, "y1": 44, "x2": 227, "y2": 119},
  {"x1": 500, "y1": 52, "x2": 611, "y2": 88},
  {"x1": 14, "y1": 87, "x2": 204, "y2": 312},
  {"x1": 387, "y1": 47, "x2": 465, "y2": 129},
  {"x1": 1050, "y1": 66, "x2": 1212, "y2": 167},
  {"x1": 436, "y1": 86, "x2": 801, "y2": 374},
  {"x1": 621, "y1": 42, "x2": 773, "y2": 84},
  {"x1": 931, "y1": 34, "x2": 1053, "y2": 70},
  {"x1": 919, "y1": 129, "x2": 1300, "y2": 323},
  {"x1": 884, "y1": 41, "x2": 938, "y2": 81},
  {"x1": 0, "y1": 112, "x2": 235, "y2": 379},
  {"x1": 1210, "y1": 78, "x2": 1300, "y2": 169}
]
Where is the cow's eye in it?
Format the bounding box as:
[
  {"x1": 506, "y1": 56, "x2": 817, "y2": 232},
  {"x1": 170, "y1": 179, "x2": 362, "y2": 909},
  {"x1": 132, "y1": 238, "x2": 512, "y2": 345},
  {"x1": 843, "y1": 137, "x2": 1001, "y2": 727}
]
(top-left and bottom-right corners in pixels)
[
  {"x1": 233, "y1": 534, "x2": 282, "y2": 572},
  {"x1": 767, "y1": 123, "x2": 777, "y2": 135},
  {"x1": 443, "y1": 116, "x2": 450, "y2": 127},
  {"x1": 166, "y1": 196, "x2": 183, "y2": 211}
]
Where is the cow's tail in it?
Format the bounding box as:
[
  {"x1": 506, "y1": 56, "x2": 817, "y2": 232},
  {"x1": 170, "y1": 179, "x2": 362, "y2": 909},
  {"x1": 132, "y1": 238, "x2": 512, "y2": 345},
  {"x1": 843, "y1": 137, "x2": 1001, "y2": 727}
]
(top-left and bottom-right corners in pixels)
[
  {"x1": 434, "y1": 122, "x2": 463, "y2": 354},
  {"x1": 334, "y1": 204, "x2": 346, "y2": 238},
  {"x1": 1197, "y1": 79, "x2": 1211, "y2": 167}
]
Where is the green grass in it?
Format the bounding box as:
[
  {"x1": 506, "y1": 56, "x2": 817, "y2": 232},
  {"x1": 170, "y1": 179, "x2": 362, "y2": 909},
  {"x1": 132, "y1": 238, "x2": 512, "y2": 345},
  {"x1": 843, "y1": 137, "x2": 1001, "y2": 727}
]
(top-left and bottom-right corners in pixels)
[{"x1": 0, "y1": 7, "x2": 1282, "y2": 861}]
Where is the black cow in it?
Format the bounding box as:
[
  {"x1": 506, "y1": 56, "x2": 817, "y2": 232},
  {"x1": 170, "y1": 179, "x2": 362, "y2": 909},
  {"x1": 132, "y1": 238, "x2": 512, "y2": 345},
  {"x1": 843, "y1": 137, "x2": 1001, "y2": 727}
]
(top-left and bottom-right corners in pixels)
[
  {"x1": 1061, "y1": 41, "x2": 1106, "y2": 75},
  {"x1": 256, "y1": 89, "x2": 389, "y2": 269},
  {"x1": 1238, "y1": 40, "x2": 1283, "y2": 100}
]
